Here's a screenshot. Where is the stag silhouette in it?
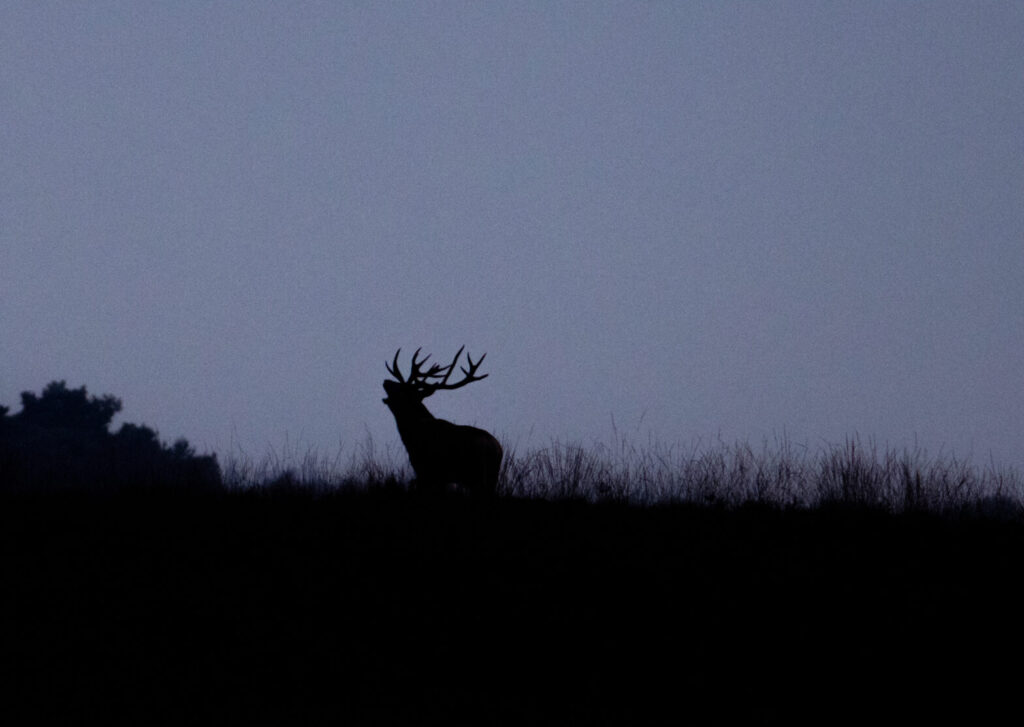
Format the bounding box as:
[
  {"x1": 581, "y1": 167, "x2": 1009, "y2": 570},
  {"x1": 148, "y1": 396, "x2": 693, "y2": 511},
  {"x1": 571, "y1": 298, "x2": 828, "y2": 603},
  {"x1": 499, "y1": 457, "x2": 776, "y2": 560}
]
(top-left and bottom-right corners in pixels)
[{"x1": 383, "y1": 346, "x2": 502, "y2": 496}]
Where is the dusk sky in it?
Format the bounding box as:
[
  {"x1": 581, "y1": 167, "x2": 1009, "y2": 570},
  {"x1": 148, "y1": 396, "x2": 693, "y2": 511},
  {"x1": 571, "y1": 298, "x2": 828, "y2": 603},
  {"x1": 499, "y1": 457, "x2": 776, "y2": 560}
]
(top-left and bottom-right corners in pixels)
[{"x1": 3, "y1": 2, "x2": 1022, "y2": 473}]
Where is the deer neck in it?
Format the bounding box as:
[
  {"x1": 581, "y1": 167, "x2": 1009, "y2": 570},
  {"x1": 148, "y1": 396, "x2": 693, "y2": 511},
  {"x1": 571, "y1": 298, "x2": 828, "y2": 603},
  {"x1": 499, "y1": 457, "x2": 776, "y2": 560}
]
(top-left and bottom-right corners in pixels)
[{"x1": 393, "y1": 400, "x2": 436, "y2": 441}]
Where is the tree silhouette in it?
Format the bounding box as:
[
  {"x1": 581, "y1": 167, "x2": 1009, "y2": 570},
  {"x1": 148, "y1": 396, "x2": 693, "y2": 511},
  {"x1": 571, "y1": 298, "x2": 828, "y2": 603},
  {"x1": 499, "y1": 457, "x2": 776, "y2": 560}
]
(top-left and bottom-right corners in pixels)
[
  {"x1": 17, "y1": 381, "x2": 122, "y2": 432},
  {"x1": 0, "y1": 381, "x2": 220, "y2": 493}
]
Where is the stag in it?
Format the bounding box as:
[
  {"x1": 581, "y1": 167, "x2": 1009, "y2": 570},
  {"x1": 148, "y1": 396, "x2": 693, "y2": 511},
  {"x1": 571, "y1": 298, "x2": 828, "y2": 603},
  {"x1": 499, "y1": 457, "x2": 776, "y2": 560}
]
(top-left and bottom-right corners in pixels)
[{"x1": 383, "y1": 346, "x2": 503, "y2": 497}]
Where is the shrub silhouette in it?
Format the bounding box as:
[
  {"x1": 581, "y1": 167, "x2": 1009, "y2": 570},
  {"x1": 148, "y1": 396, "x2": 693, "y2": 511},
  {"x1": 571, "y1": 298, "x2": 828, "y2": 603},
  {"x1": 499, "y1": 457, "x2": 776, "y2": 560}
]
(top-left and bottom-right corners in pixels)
[
  {"x1": 0, "y1": 381, "x2": 220, "y2": 493},
  {"x1": 16, "y1": 380, "x2": 122, "y2": 432}
]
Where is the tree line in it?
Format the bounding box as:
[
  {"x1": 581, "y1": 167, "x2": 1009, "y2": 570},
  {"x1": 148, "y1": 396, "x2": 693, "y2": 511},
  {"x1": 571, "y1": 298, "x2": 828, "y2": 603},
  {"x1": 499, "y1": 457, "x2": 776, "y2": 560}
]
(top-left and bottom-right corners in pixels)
[{"x1": 0, "y1": 381, "x2": 220, "y2": 493}]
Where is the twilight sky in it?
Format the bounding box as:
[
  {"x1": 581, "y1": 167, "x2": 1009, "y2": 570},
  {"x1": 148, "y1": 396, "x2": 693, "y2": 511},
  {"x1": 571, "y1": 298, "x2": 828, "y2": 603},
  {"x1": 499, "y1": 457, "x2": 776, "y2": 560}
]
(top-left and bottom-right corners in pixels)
[{"x1": 3, "y1": 2, "x2": 1022, "y2": 472}]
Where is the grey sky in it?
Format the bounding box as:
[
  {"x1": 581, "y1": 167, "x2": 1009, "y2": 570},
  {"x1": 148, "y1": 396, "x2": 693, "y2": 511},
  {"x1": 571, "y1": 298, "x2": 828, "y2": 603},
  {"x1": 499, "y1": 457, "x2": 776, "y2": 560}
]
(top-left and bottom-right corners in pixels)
[{"x1": 3, "y1": 2, "x2": 1022, "y2": 471}]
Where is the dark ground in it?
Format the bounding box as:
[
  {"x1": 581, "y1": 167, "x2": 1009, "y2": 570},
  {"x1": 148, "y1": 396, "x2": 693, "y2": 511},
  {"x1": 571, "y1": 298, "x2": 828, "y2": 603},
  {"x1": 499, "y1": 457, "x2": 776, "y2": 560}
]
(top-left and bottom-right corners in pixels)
[{"x1": 3, "y1": 488, "x2": 1022, "y2": 724}]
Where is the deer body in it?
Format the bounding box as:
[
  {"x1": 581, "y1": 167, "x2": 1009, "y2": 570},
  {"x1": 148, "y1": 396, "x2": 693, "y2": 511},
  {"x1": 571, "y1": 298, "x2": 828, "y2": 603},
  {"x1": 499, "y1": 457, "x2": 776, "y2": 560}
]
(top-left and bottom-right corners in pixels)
[{"x1": 383, "y1": 348, "x2": 502, "y2": 496}]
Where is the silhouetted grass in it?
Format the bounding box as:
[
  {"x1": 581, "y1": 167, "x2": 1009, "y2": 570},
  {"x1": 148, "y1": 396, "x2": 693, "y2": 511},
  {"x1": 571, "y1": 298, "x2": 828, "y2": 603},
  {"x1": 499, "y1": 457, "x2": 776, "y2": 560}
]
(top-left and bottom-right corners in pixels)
[
  {"x1": 502, "y1": 435, "x2": 1022, "y2": 516},
  {"x1": 221, "y1": 435, "x2": 410, "y2": 494},
  {"x1": 223, "y1": 433, "x2": 1022, "y2": 517}
]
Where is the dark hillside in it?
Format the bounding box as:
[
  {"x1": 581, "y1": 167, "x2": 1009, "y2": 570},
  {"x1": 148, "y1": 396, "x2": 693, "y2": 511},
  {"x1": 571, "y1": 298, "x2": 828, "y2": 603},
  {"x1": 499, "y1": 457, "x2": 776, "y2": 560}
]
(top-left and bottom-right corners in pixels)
[{"x1": 3, "y1": 489, "x2": 1022, "y2": 724}]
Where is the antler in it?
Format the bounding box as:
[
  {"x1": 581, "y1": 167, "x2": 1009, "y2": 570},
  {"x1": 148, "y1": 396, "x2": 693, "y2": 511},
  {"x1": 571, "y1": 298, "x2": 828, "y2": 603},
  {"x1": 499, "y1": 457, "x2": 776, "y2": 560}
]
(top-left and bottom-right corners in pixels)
[
  {"x1": 385, "y1": 346, "x2": 489, "y2": 396},
  {"x1": 431, "y1": 345, "x2": 489, "y2": 391},
  {"x1": 386, "y1": 348, "x2": 445, "y2": 384}
]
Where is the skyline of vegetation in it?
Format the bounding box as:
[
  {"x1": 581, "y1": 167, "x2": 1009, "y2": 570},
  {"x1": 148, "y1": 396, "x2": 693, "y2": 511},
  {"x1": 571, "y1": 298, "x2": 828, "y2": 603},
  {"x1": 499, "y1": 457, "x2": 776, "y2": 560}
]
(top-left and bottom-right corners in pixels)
[{"x1": 4, "y1": 380, "x2": 1018, "y2": 518}]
